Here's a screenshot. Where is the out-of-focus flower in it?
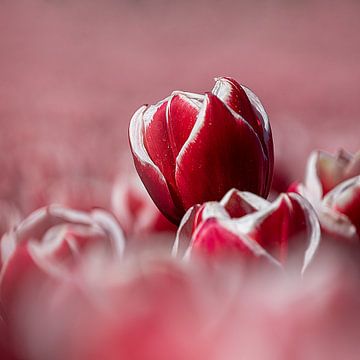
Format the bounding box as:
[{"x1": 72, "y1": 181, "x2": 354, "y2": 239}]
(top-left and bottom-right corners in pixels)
[
  {"x1": 0, "y1": 205, "x2": 125, "y2": 311},
  {"x1": 129, "y1": 77, "x2": 273, "y2": 224},
  {"x1": 291, "y1": 150, "x2": 360, "y2": 241},
  {"x1": 4, "y1": 245, "x2": 360, "y2": 360},
  {"x1": 173, "y1": 189, "x2": 320, "y2": 273},
  {"x1": 111, "y1": 171, "x2": 176, "y2": 238}
]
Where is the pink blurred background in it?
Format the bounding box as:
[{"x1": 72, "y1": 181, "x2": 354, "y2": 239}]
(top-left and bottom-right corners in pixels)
[{"x1": 1, "y1": 0, "x2": 359, "y2": 213}]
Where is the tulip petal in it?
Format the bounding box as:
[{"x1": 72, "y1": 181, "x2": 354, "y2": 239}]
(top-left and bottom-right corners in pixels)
[
  {"x1": 175, "y1": 93, "x2": 266, "y2": 210},
  {"x1": 129, "y1": 105, "x2": 181, "y2": 223},
  {"x1": 166, "y1": 92, "x2": 202, "y2": 157},
  {"x1": 242, "y1": 85, "x2": 274, "y2": 195},
  {"x1": 212, "y1": 77, "x2": 259, "y2": 133},
  {"x1": 172, "y1": 204, "x2": 201, "y2": 258},
  {"x1": 323, "y1": 176, "x2": 360, "y2": 236},
  {"x1": 212, "y1": 77, "x2": 273, "y2": 195}
]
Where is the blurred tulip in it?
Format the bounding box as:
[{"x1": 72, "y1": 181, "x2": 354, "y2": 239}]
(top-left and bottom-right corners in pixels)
[
  {"x1": 4, "y1": 245, "x2": 360, "y2": 360},
  {"x1": 111, "y1": 171, "x2": 176, "y2": 238},
  {"x1": 173, "y1": 189, "x2": 320, "y2": 274},
  {"x1": 0, "y1": 205, "x2": 125, "y2": 311},
  {"x1": 129, "y1": 77, "x2": 273, "y2": 224},
  {"x1": 291, "y1": 150, "x2": 360, "y2": 241}
]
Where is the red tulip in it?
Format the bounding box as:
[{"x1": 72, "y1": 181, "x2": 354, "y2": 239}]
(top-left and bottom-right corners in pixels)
[
  {"x1": 172, "y1": 189, "x2": 320, "y2": 274},
  {"x1": 129, "y1": 77, "x2": 274, "y2": 224},
  {"x1": 291, "y1": 150, "x2": 360, "y2": 241}
]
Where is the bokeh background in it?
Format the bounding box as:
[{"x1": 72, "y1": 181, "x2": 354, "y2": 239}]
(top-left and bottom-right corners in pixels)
[{"x1": 1, "y1": 0, "x2": 359, "y2": 215}]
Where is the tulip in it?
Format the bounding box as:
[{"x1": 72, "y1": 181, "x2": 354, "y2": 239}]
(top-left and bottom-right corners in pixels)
[
  {"x1": 129, "y1": 77, "x2": 274, "y2": 224},
  {"x1": 291, "y1": 149, "x2": 360, "y2": 241},
  {"x1": 0, "y1": 205, "x2": 125, "y2": 310},
  {"x1": 172, "y1": 189, "x2": 320, "y2": 274}
]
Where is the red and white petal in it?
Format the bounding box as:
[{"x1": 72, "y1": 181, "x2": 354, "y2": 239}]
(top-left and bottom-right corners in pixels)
[
  {"x1": 323, "y1": 176, "x2": 360, "y2": 237},
  {"x1": 166, "y1": 92, "x2": 202, "y2": 158},
  {"x1": 175, "y1": 93, "x2": 267, "y2": 210},
  {"x1": 142, "y1": 98, "x2": 176, "y2": 186},
  {"x1": 224, "y1": 193, "x2": 320, "y2": 273},
  {"x1": 242, "y1": 85, "x2": 274, "y2": 196},
  {"x1": 212, "y1": 77, "x2": 273, "y2": 195},
  {"x1": 212, "y1": 77, "x2": 259, "y2": 130},
  {"x1": 172, "y1": 204, "x2": 201, "y2": 258},
  {"x1": 219, "y1": 189, "x2": 270, "y2": 218},
  {"x1": 190, "y1": 218, "x2": 281, "y2": 269},
  {"x1": 129, "y1": 105, "x2": 181, "y2": 223}
]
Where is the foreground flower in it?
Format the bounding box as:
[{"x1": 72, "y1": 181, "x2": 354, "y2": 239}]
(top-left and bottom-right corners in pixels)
[
  {"x1": 3, "y1": 245, "x2": 360, "y2": 360},
  {"x1": 173, "y1": 189, "x2": 320, "y2": 273},
  {"x1": 129, "y1": 77, "x2": 274, "y2": 224},
  {"x1": 291, "y1": 150, "x2": 360, "y2": 241}
]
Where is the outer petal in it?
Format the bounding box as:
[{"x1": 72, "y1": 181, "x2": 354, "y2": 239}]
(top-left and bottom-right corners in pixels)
[
  {"x1": 129, "y1": 105, "x2": 182, "y2": 223},
  {"x1": 323, "y1": 176, "x2": 360, "y2": 237},
  {"x1": 212, "y1": 77, "x2": 259, "y2": 133},
  {"x1": 142, "y1": 98, "x2": 176, "y2": 187},
  {"x1": 212, "y1": 77, "x2": 274, "y2": 196},
  {"x1": 175, "y1": 93, "x2": 267, "y2": 210},
  {"x1": 166, "y1": 92, "x2": 202, "y2": 158},
  {"x1": 242, "y1": 85, "x2": 274, "y2": 196}
]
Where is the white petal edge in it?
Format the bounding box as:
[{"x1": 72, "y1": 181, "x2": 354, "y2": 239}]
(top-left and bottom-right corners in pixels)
[
  {"x1": 91, "y1": 209, "x2": 126, "y2": 257},
  {"x1": 172, "y1": 204, "x2": 200, "y2": 258},
  {"x1": 288, "y1": 193, "x2": 321, "y2": 274},
  {"x1": 242, "y1": 85, "x2": 270, "y2": 141}
]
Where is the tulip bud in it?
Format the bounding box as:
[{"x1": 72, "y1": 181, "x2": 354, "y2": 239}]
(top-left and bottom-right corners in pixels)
[{"x1": 129, "y1": 77, "x2": 274, "y2": 224}]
